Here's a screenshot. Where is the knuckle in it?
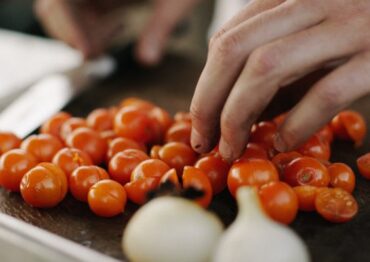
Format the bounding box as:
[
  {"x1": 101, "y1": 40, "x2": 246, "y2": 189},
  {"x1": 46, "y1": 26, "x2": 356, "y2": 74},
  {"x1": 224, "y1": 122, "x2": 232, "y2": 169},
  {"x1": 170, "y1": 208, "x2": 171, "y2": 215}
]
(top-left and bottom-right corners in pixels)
[
  {"x1": 248, "y1": 46, "x2": 280, "y2": 77},
  {"x1": 190, "y1": 103, "x2": 213, "y2": 126},
  {"x1": 209, "y1": 28, "x2": 226, "y2": 49},
  {"x1": 314, "y1": 82, "x2": 343, "y2": 111},
  {"x1": 220, "y1": 112, "x2": 244, "y2": 136},
  {"x1": 210, "y1": 33, "x2": 241, "y2": 65}
]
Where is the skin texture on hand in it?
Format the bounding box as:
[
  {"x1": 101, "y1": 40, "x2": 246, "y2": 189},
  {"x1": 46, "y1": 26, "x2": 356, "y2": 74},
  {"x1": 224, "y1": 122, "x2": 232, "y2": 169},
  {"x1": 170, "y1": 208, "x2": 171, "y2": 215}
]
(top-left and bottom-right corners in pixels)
[
  {"x1": 34, "y1": 0, "x2": 201, "y2": 65},
  {"x1": 190, "y1": 0, "x2": 370, "y2": 162}
]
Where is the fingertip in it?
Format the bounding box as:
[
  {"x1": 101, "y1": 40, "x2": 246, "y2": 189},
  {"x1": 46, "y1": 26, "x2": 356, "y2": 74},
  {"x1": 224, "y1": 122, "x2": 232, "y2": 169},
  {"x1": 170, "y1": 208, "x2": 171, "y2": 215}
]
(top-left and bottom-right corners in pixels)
[
  {"x1": 191, "y1": 127, "x2": 211, "y2": 154},
  {"x1": 219, "y1": 137, "x2": 242, "y2": 163},
  {"x1": 273, "y1": 133, "x2": 288, "y2": 153}
]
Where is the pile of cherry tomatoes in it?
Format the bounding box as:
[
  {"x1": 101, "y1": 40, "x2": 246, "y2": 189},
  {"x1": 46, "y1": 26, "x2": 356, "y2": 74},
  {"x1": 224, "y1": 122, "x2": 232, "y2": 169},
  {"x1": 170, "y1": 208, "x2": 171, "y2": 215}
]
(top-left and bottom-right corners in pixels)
[{"x1": 0, "y1": 97, "x2": 368, "y2": 224}]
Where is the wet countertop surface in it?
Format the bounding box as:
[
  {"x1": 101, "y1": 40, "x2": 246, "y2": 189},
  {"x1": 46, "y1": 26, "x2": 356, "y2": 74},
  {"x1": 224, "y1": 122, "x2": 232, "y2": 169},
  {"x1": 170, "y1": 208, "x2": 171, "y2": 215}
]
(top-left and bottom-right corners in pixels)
[{"x1": 1, "y1": 54, "x2": 370, "y2": 262}]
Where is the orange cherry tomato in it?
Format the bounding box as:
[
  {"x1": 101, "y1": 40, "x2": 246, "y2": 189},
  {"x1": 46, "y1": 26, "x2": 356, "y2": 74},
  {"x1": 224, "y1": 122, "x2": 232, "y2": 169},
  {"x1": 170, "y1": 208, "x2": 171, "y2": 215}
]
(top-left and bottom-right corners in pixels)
[
  {"x1": 69, "y1": 166, "x2": 110, "y2": 202},
  {"x1": 20, "y1": 163, "x2": 68, "y2": 208},
  {"x1": 88, "y1": 180, "x2": 127, "y2": 217},
  {"x1": 236, "y1": 143, "x2": 268, "y2": 163},
  {"x1": 165, "y1": 121, "x2": 192, "y2": 146},
  {"x1": 52, "y1": 148, "x2": 93, "y2": 178},
  {"x1": 159, "y1": 168, "x2": 181, "y2": 189},
  {"x1": 227, "y1": 159, "x2": 279, "y2": 197},
  {"x1": 100, "y1": 130, "x2": 118, "y2": 145},
  {"x1": 114, "y1": 106, "x2": 153, "y2": 144},
  {"x1": 315, "y1": 188, "x2": 358, "y2": 223},
  {"x1": 21, "y1": 134, "x2": 63, "y2": 162},
  {"x1": 297, "y1": 134, "x2": 331, "y2": 161},
  {"x1": 158, "y1": 142, "x2": 197, "y2": 174},
  {"x1": 357, "y1": 153, "x2": 370, "y2": 179},
  {"x1": 249, "y1": 121, "x2": 277, "y2": 150},
  {"x1": 182, "y1": 166, "x2": 213, "y2": 208},
  {"x1": 174, "y1": 111, "x2": 191, "y2": 123},
  {"x1": 195, "y1": 155, "x2": 230, "y2": 195},
  {"x1": 328, "y1": 163, "x2": 355, "y2": 193},
  {"x1": 273, "y1": 112, "x2": 288, "y2": 127},
  {"x1": 259, "y1": 181, "x2": 298, "y2": 224},
  {"x1": 316, "y1": 125, "x2": 334, "y2": 144},
  {"x1": 120, "y1": 97, "x2": 155, "y2": 111},
  {"x1": 284, "y1": 157, "x2": 330, "y2": 187},
  {"x1": 60, "y1": 117, "x2": 88, "y2": 141},
  {"x1": 330, "y1": 110, "x2": 366, "y2": 146},
  {"x1": 293, "y1": 185, "x2": 321, "y2": 212},
  {"x1": 87, "y1": 108, "x2": 114, "y2": 132},
  {"x1": 108, "y1": 149, "x2": 149, "y2": 185},
  {"x1": 124, "y1": 177, "x2": 158, "y2": 205},
  {"x1": 272, "y1": 151, "x2": 302, "y2": 179},
  {"x1": 150, "y1": 145, "x2": 161, "y2": 159},
  {"x1": 0, "y1": 149, "x2": 38, "y2": 192},
  {"x1": 66, "y1": 127, "x2": 107, "y2": 165},
  {"x1": 0, "y1": 132, "x2": 22, "y2": 155},
  {"x1": 149, "y1": 107, "x2": 173, "y2": 143},
  {"x1": 40, "y1": 111, "x2": 71, "y2": 140},
  {"x1": 131, "y1": 159, "x2": 170, "y2": 181},
  {"x1": 106, "y1": 137, "x2": 146, "y2": 163}
]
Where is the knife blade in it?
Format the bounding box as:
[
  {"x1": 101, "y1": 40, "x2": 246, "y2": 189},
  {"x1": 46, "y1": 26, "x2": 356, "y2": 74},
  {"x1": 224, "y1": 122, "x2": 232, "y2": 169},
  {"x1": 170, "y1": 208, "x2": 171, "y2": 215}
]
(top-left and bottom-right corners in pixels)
[{"x1": 0, "y1": 55, "x2": 115, "y2": 138}]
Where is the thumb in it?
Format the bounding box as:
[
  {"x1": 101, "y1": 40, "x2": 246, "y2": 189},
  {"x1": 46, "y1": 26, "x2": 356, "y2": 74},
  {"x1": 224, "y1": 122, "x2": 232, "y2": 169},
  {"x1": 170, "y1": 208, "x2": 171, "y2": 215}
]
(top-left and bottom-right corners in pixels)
[{"x1": 136, "y1": 0, "x2": 200, "y2": 65}]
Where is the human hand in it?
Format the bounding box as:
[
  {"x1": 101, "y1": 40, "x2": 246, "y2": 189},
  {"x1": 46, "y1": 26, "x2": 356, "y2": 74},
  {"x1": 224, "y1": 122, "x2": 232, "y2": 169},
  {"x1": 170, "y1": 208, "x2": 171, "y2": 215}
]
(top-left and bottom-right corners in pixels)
[
  {"x1": 34, "y1": 0, "x2": 200, "y2": 64},
  {"x1": 190, "y1": 0, "x2": 370, "y2": 161}
]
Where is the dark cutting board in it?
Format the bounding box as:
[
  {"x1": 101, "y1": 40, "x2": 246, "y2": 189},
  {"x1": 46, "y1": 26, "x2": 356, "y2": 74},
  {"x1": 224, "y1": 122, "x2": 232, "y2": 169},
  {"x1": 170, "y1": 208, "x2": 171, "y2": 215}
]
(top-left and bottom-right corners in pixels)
[{"x1": 1, "y1": 53, "x2": 370, "y2": 262}]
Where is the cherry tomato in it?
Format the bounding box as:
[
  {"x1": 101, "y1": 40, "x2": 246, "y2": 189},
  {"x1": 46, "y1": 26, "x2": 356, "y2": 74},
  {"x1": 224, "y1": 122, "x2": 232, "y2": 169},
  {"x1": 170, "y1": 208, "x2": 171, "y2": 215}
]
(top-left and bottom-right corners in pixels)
[
  {"x1": 271, "y1": 151, "x2": 302, "y2": 179},
  {"x1": 259, "y1": 181, "x2": 298, "y2": 224},
  {"x1": 114, "y1": 106, "x2": 153, "y2": 144},
  {"x1": 174, "y1": 111, "x2": 191, "y2": 123},
  {"x1": 52, "y1": 148, "x2": 93, "y2": 178},
  {"x1": 182, "y1": 166, "x2": 213, "y2": 208},
  {"x1": 357, "y1": 153, "x2": 370, "y2": 179},
  {"x1": 159, "y1": 168, "x2": 181, "y2": 189},
  {"x1": 293, "y1": 185, "x2": 321, "y2": 212},
  {"x1": 150, "y1": 145, "x2": 161, "y2": 159},
  {"x1": 87, "y1": 108, "x2": 114, "y2": 132},
  {"x1": 20, "y1": 163, "x2": 68, "y2": 208},
  {"x1": 66, "y1": 127, "x2": 107, "y2": 165},
  {"x1": 69, "y1": 166, "x2": 110, "y2": 202},
  {"x1": 249, "y1": 121, "x2": 277, "y2": 150},
  {"x1": 60, "y1": 117, "x2": 88, "y2": 142},
  {"x1": 331, "y1": 110, "x2": 366, "y2": 146},
  {"x1": 284, "y1": 157, "x2": 330, "y2": 187},
  {"x1": 88, "y1": 179, "x2": 127, "y2": 217},
  {"x1": 273, "y1": 112, "x2": 288, "y2": 127},
  {"x1": 236, "y1": 143, "x2": 268, "y2": 163},
  {"x1": 195, "y1": 155, "x2": 230, "y2": 194},
  {"x1": 227, "y1": 159, "x2": 279, "y2": 197},
  {"x1": 149, "y1": 107, "x2": 173, "y2": 143},
  {"x1": 316, "y1": 125, "x2": 334, "y2": 144},
  {"x1": 158, "y1": 142, "x2": 197, "y2": 174},
  {"x1": 40, "y1": 111, "x2": 71, "y2": 140},
  {"x1": 131, "y1": 159, "x2": 170, "y2": 181},
  {"x1": 297, "y1": 134, "x2": 331, "y2": 161},
  {"x1": 124, "y1": 177, "x2": 158, "y2": 205},
  {"x1": 0, "y1": 132, "x2": 22, "y2": 155},
  {"x1": 120, "y1": 97, "x2": 155, "y2": 111},
  {"x1": 100, "y1": 130, "x2": 118, "y2": 145},
  {"x1": 0, "y1": 149, "x2": 38, "y2": 192},
  {"x1": 106, "y1": 137, "x2": 146, "y2": 163},
  {"x1": 108, "y1": 149, "x2": 149, "y2": 185},
  {"x1": 165, "y1": 121, "x2": 191, "y2": 146},
  {"x1": 21, "y1": 134, "x2": 63, "y2": 162},
  {"x1": 328, "y1": 163, "x2": 355, "y2": 193},
  {"x1": 315, "y1": 188, "x2": 358, "y2": 223}
]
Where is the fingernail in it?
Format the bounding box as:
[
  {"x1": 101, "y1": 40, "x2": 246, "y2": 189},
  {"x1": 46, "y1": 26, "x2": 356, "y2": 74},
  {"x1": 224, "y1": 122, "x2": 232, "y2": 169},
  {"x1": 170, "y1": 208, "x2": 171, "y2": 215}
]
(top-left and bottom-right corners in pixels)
[
  {"x1": 219, "y1": 138, "x2": 234, "y2": 163},
  {"x1": 273, "y1": 133, "x2": 287, "y2": 152},
  {"x1": 191, "y1": 128, "x2": 209, "y2": 153}
]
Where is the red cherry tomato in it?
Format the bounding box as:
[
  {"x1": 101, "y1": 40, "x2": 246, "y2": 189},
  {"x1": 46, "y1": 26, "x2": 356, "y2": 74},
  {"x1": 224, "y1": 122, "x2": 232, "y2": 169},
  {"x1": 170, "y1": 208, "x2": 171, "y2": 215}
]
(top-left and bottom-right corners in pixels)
[
  {"x1": 195, "y1": 155, "x2": 230, "y2": 195},
  {"x1": 88, "y1": 180, "x2": 127, "y2": 217},
  {"x1": 259, "y1": 181, "x2": 298, "y2": 224},
  {"x1": 357, "y1": 153, "x2": 370, "y2": 179},
  {"x1": 297, "y1": 134, "x2": 331, "y2": 161},
  {"x1": 131, "y1": 159, "x2": 170, "y2": 181},
  {"x1": 315, "y1": 188, "x2": 358, "y2": 223},
  {"x1": 284, "y1": 157, "x2": 330, "y2": 187},
  {"x1": 273, "y1": 112, "x2": 288, "y2": 127},
  {"x1": 158, "y1": 142, "x2": 197, "y2": 174},
  {"x1": 20, "y1": 163, "x2": 68, "y2": 208},
  {"x1": 272, "y1": 151, "x2": 302, "y2": 179},
  {"x1": 159, "y1": 169, "x2": 181, "y2": 189},
  {"x1": 114, "y1": 106, "x2": 153, "y2": 144},
  {"x1": 328, "y1": 163, "x2": 355, "y2": 193},
  {"x1": 174, "y1": 111, "x2": 191, "y2": 123},
  {"x1": 227, "y1": 159, "x2": 279, "y2": 197},
  {"x1": 182, "y1": 166, "x2": 213, "y2": 208},
  {"x1": 293, "y1": 185, "x2": 322, "y2": 212},
  {"x1": 60, "y1": 117, "x2": 88, "y2": 141},
  {"x1": 0, "y1": 149, "x2": 38, "y2": 192},
  {"x1": 66, "y1": 127, "x2": 107, "y2": 165},
  {"x1": 86, "y1": 108, "x2": 114, "y2": 132},
  {"x1": 40, "y1": 111, "x2": 71, "y2": 140},
  {"x1": 108, "y1": 149, "x2": 149, "y2": 185},
  {"x1": 236, "y1": 143, "x2": 268, "y2": 163},
  {"x1": 331, "y1": 110, "x2": 366, "y2": 146},
  {"x1": 165, "y1": 121, "x2": 192, "y2": 146},
  {"x1": 124, "y1": 177, "x2": 158, "y2": 205},
  {"x1": 249, "y1": 121, "x2": 277, "y2": 150},
  {"x1": 52, "y1": 148, "x2": 93, "y2": 178},
  {"x1": 150, "y1": 145, "x2": 161, "y2": 159},
  {"x1": 21, "y1": 134, "x2": 63, "y2": 162},
  {"x1": 0, "y1": 132, "x2": 22, "y2": 155},
  {"x1": 106, "y1": 137, "x2": 146, "y2": 163},
  {"x1": 316, "y1": 125, "x2": 334, "y2": 144},
  {"x1": 69, "y1": 166, "x2": 110, "y2": 202}
]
